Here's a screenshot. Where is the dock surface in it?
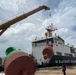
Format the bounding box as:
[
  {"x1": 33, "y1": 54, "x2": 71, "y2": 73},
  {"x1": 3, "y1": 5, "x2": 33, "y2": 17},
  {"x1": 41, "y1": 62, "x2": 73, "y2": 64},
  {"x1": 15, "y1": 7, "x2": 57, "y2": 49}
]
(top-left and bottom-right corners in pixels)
[
  {"x1": 35, "y1": 66, "x2": 76, "y2": 75},
  {"x1": 0, "y1": 66, "x2": 76, "y2": 75}
]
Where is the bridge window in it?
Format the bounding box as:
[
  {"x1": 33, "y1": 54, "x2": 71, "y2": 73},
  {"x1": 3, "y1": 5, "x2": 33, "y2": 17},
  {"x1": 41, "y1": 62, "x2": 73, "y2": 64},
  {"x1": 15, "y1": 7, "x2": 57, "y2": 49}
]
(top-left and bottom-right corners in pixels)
[
  {"x1": 32, "y1": 38, "x2": 54, "y2": 46},
  {"x1": 74, "y1": 54, "x2": 76, "y2": 57},
  {"x1": 64, "y1": 53, "x2": 73, "y2": 57},
  {"x1": 56, "y1": 52, "x2": 62, "y2": 56}
]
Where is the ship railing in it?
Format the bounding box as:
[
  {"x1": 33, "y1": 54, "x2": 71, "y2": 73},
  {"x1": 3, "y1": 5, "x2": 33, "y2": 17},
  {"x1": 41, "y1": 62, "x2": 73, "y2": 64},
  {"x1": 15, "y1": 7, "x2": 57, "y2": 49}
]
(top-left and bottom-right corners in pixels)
[{"x1": 33, "y1": 36, "x2": 53, "y2": 41}]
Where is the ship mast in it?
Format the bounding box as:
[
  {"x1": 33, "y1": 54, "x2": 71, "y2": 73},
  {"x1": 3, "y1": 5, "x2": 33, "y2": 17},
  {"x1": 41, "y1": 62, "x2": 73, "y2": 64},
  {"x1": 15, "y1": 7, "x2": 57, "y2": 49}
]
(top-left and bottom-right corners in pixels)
[{"x1": 45, "y1": 23, "x2": 57, "y2": 38}]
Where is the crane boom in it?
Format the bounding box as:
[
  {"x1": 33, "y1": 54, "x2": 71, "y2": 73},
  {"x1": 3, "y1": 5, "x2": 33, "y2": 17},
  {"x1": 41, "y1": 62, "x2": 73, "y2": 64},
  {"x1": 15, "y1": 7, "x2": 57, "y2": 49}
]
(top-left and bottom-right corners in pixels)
[{"x1": 0, "y1": 5, "x2": 50, "y2": 36}]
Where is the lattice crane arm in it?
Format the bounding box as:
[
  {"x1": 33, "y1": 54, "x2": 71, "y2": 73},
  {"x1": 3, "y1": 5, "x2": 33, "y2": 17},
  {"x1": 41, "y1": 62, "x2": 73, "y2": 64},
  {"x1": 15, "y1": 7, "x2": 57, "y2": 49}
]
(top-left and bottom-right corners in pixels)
[{"x1": 0, "y1": 5, "x2": 50, "y2": 36}]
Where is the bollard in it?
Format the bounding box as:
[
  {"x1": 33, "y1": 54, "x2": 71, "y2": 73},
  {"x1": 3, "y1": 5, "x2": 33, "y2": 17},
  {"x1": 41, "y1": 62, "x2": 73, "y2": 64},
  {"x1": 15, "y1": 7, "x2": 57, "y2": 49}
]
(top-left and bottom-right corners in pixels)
[
  {"x1": 0, "y1": 57, "x2": 4, "y2": 71},
  {"x1": 0, "y1": 57, "x2": 2, "y2": 65},
  {"x1": 4, "y1": 47, "x2": 36, "y2": 75}
]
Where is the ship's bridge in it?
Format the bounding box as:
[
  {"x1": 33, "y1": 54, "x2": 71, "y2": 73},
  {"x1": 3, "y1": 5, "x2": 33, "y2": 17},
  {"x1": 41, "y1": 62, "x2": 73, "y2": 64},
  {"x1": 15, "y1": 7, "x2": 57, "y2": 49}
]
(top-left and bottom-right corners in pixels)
[
  {"x1": 32, "y1": 37, "x2": 54, "y2": 47},
  {"x1": 54, "y1": 36, "x2": 65, "y2": 45},
  {"x1": 32, "y1": 36, "x2": 65, "y2": 47}
]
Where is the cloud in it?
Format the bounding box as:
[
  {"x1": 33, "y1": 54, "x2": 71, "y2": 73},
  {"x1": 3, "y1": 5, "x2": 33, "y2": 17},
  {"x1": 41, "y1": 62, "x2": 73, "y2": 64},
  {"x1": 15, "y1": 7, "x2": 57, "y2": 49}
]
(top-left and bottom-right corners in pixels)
[
  {"x1": 3, "y1": 22, "x2": 36, "y2": 36},
  {"x1": 0, "y1": 0, "x2": 18, "y2": 12},
  {"x1": 42, "y1": 0, "x2": 76, "y2": 46},
  {"x1": 0, "y1": 22, "x2": 36, "y2": 56},
  {"x1": 0, "y1": 0, "x2": 45, "y2": 56},
  {"x1": 0, "y1": 0, "x2": 76, "y2": 57},
  {"x1": 0, "y1": 38, "x2": 9, "y2": 44}
]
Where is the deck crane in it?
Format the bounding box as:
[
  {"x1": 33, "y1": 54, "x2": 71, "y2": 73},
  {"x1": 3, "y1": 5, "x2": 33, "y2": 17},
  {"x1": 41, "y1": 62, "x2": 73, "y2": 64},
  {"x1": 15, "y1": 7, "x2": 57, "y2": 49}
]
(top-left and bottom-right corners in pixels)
[{"x1": 0, "y1": 5, "x2": 50, "y2": 36}]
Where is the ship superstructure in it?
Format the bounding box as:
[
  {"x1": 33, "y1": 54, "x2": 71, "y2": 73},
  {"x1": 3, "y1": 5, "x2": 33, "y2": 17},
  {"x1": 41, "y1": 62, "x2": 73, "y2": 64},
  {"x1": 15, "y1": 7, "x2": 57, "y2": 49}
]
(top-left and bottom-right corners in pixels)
[{"x1": 32, "y1": 24, "x2": 76, "y2": 67}]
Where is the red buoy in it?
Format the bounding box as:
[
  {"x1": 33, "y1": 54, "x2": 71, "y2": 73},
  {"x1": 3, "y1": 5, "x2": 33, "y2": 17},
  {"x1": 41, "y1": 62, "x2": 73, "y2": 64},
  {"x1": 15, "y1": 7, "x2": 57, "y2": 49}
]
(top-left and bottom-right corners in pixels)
[
  {"x1": 42, "y1": 45, "x2": 54, "y2": 59},
  {"x1": 4, "y1": 52, "x2": 36, "y2": 75}
]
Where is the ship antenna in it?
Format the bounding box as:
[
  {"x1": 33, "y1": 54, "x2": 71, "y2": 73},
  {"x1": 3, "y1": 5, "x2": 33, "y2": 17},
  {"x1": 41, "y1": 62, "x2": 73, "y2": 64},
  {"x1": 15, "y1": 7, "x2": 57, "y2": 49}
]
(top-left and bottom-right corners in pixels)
[{"x1": 45, "y1": 23, "x2": 57, "y2": 38}]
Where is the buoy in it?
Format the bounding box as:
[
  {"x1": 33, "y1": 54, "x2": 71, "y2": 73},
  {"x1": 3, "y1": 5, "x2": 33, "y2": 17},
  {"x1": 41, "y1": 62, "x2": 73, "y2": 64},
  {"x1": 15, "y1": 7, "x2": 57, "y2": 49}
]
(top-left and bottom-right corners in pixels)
[
  {"x1": 4, "y1": 47, "x2": 36, "y2": 75},
  {"x1": 42, "y1": 45, "x2": 54, "y2": 59}
]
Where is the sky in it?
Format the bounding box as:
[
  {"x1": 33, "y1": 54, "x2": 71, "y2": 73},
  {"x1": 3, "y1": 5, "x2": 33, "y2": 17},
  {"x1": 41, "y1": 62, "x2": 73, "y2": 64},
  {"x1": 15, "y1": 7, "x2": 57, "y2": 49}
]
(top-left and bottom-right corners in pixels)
[{"x1": 0, "y1": 0, "x2": 76, "y2": 57}]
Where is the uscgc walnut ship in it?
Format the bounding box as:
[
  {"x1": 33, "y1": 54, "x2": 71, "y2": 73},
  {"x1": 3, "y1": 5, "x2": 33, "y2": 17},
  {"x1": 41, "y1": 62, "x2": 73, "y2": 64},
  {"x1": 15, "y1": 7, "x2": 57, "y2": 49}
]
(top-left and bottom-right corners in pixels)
[{"x1": 32, "y1": 24, "x2": 76, "y2": 67}]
